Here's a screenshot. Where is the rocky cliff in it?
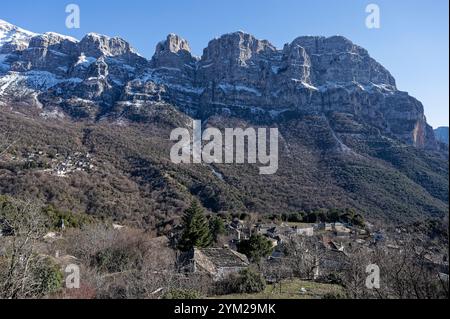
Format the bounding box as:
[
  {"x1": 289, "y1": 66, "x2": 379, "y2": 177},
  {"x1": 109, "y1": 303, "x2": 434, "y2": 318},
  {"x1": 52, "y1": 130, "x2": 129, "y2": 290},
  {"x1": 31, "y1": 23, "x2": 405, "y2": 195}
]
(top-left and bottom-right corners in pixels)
[
  {"x1": 435, "y1": 127, "x2": 449, "y2": 145},
  {"x1": 0, "y1": 20, "x2": 438, "y2": 149},
  {"x1": 0, "y1": 20, "x2": 448, "y2": 224}
]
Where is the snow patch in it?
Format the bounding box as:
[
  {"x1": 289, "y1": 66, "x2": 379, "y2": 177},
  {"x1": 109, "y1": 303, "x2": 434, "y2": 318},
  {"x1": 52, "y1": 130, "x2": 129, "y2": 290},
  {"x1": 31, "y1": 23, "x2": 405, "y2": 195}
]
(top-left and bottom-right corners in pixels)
[
  {"x1": 0, "y1": 71, "x2": 83, "y2": 97},
  {"x1": 166, "y1": 83, "x2": 204, "y2": 94},
  {"x1": 0, "y1": 19, "x2": 37, "y2": 48},
  {"x1": 75, "y1": 53, "x2": 96, "y2": 68},
  {"x1": 218, "y1": 83, "x2": 262, "y2": 96},
  {"x1": 40, "y1": 109, "x2": 65, "y2": 119},
  {"x1": 271, "y1": 66, "x2": 281, "y2": 74},
  {"x1": 291, "y1": 79, "x2": 318, "y2": 90},
  {"x1": 43, "y1": 32, "x2": 78, "y2": 43},
  {"x1": 0, "y1": 54, "x2": 10, "y2": 71},
  {"x1": 210, "y1": 167, "x2": 224, "y2": 180},
  {"x1": 269, "y1": 109, "x2": 289, "y2": 118}
]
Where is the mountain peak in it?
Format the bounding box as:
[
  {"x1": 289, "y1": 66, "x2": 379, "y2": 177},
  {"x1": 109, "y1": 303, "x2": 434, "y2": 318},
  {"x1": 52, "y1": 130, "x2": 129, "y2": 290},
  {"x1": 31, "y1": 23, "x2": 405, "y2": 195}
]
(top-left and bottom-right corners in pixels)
[
  {"x1": 79, "y1": 33, "x2": 135, "y2": 58},
  {"x1": 201, "y1": 31, "x2": 276, "y2": 67},
  {"x1": 0, "y1": 19, "x2": 37, "y2": 53},
  {"x1": 434, "y1": 127, "x2": 449, "y2": 145},
  {"x1": 210, "y1": 31, "x2": 275, "y2": 48},
  {"x1": 29, "y1": 32, "x2": 78, "y2": 49},
  {"x1": 0, "y1": 21, "x2": 434, "y2": 149},
  {"x1": 151, "y1": 34, "x2": 194, "y2": 69},
  {"x1": 156, "y1": 33, "x2": 191, "y2": 55},
  {"x1": 0, "y1": 19, "x2": 15, "y2": 28},
  {"x1": 43, "y1": 32, "x2": 78, "y2": 43}
]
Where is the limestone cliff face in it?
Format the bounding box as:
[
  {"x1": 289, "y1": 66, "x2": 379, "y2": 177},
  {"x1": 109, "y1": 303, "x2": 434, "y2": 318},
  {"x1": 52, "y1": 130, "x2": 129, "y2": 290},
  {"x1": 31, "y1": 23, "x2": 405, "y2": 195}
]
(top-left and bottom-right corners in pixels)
[
  {"x1": 0, "y1": 20, "x2": 437, "y2": 148},
  {"x1": 142, "y1": 32, "x2": 433, "y2": 148},
  {"x1": 435, "y1": 127, "x2": 449, "y2": 145}
]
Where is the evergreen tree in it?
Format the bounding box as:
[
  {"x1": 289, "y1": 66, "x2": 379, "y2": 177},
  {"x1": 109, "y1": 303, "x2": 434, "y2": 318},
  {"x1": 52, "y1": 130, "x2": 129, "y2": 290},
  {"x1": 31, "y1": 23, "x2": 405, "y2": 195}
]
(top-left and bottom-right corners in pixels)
[
  {"x1": 209, "y1": 216, "x2": 225, "y2": 242},
  {"x1": 178, "y1": 201, "x2": 213, "y2": 251},
  {"x1": 237, "y1": 234, "x2": 274, "y2": 262}
]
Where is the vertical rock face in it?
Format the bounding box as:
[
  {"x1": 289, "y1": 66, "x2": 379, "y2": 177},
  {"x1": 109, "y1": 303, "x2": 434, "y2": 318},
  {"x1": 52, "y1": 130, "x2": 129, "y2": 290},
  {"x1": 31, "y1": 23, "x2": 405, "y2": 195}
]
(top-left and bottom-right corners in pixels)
[
  {"x1": 0, "y1": 20, "x2": 440, "y2": 149},
  {"x1": 435, "y1": 127, "x2": 449, "y2": 145},
  {"x1": 19, "y1": 33, "x2": 79, "y2": 75},
  {"x1": 279, "y1": 43, "x2": 312, "y2": 84},
  {"x1": 289, "y1": 36, "x2": 396, "y2": 87},
  {"x1": 79, "y1": 33, "x2": 134, "y2": 59},
  {"x1": 198, "y1": 31, "x2": 277, "y2": 83},
  {"x1": 155, "y1": 33, "x2": 191, "y2": 56},
  {"x1": 151, "y1": 33, "x2": 195, "y2": 69}
]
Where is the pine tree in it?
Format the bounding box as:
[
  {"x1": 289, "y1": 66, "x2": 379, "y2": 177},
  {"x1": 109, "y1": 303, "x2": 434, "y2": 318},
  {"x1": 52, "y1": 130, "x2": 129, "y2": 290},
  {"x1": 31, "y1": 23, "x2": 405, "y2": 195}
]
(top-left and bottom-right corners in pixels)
[
  {"x1": 209, "y1": 216, "x2": 225, "y2": 242},
  {"x1": 178, "y1": 201, "x2": 213, "y2": 251}
]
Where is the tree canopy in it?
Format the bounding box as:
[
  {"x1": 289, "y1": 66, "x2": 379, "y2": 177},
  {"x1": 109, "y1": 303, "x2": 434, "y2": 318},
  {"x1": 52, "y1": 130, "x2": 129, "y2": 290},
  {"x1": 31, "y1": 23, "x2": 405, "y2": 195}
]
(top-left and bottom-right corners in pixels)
[{"x1": 178, "y1": 201, "x2": 213, "y2": 251}]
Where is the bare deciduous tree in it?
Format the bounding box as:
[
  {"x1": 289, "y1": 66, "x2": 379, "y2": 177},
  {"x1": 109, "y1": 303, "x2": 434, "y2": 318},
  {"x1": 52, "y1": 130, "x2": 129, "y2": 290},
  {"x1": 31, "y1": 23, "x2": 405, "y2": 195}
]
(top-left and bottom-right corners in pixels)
[
  {"x1": 373, "y1": 241, "x2": 449, "y2": 299},
  {"x1": 283, "y1": 237, "x2": 326, "y2": 280},
  {"x1": 0, "y1": 129, "x2": 18, "y2": 160},
  {"x1": 0, "y1": 199, "x2": 49, "y2": 299}
]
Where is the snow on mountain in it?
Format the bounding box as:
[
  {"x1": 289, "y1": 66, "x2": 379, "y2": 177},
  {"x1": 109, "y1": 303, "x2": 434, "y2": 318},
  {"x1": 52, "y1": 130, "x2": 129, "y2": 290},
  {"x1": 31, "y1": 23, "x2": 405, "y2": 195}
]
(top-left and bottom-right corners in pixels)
[
  {"x1": 0, "y1": 19, "x2": 37, "y2": 49},
  {"x1": 42, "y1": 32, "x2": 78, "y2": 43},
  {"x1": 74, "y1": 53, "x2": 97, "y2": 68},
  {"x1": 0, "y1": 19, "x2": 439, "y2": 149},
  {"x1": 0, "y1": 54, "x2": 9, "y2": 71}
]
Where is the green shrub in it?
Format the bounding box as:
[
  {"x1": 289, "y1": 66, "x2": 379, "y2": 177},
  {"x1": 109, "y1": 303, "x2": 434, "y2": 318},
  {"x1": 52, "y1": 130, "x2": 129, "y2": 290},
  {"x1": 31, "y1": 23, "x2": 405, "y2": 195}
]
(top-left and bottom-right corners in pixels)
[
  {"x1": 92, "y1": 246, "x2": 141, "y2": 273},
  {"x1": 162, "y1": 289, "x2": 203, "y2": 299},
  {"x1": 226, "y1": 269, "x2": 266, "y2": 294},
  {"x1": 43, "y1": 205, "x2": 94, "y2": 230},
  {"x1": 32, "y1": 258, "x2": 64, "y2": 296},
  {"x1": 322, "y1": 292, "x2": 346, "y2": 299},
  {"x1": 287, "y1": 212, "x2": 303, "y2": 223}
]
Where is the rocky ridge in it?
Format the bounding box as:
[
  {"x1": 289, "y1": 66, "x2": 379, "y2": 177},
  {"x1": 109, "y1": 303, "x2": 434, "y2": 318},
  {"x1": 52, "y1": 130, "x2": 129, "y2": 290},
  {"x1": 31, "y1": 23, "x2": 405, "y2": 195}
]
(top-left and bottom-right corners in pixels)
[{"x1": 0, "y1": 20, "x2": 439, "y2": 149}]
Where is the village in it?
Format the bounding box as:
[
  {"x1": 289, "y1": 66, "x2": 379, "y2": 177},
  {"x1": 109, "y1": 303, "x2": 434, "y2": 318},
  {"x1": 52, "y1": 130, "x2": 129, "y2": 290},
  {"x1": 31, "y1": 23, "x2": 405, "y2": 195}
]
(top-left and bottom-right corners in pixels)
[
  {"x1": 177, "y1": 218, "x2": 386, "y2": 282},
  {"x1": 2, "y1": 150, "x2": 95, "y2": 177},
  {"x1": 0, "y1": 198, "x2": 448, "y2": 299}
]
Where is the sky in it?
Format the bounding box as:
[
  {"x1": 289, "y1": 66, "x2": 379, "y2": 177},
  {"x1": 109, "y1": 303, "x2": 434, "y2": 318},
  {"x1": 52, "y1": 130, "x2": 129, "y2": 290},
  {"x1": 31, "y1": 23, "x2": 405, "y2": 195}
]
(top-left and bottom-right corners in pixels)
[{"x1": 1, "y1": 0, "x2": 448, "y2": 127}]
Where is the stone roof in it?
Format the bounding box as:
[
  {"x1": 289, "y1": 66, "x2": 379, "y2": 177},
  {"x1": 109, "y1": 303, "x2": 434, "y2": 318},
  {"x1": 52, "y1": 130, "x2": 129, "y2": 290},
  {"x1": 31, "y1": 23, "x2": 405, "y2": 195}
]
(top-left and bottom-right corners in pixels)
[{"x1": 195, "y1": 248, "x2": 249, "y2": 268}]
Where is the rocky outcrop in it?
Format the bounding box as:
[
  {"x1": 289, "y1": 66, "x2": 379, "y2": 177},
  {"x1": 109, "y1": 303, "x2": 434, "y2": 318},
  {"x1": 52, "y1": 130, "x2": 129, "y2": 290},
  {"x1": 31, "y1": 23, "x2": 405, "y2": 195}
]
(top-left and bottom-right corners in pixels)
[
  {"x1": 0, "y1": 19, "x2": 36, "y2": 54},
  {"x1": 152, "y1": 33, "x2": 195, "y2": 69},
  {"x1": 14, "y1": 33, "x2": 78, "y2": 76},
  {"x1": 289, "y1": 36, "x2": 396, "y2": 86},
  {"x1": 435, "y1": 127, "x2": 449, "y2": 145},
  {"x1": 0, "y1": 20, "x2": 439, "y2": 149}
]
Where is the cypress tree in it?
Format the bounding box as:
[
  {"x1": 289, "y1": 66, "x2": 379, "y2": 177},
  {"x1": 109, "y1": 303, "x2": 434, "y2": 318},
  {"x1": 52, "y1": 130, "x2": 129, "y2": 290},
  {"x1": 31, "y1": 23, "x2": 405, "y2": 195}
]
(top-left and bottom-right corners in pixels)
[
  {"x1": 209, "y1": 216, "x2": 225, "y2": 242},
  {"x1": 178, "y1": 201, "x2": 213, "y2": 251}
]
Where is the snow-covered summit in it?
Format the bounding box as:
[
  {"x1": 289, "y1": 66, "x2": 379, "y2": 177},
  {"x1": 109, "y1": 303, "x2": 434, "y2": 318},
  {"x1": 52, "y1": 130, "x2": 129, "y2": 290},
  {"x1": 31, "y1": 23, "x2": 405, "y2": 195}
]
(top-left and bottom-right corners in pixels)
[
  {"x1": 0, "y1": 19, "x2": 37, "y2": 50},
  {"x1": 42, "y1": 32, "x2": 79, "y2": 43},
  {"x1": 0, "y1": 19, "x2": 435, "y2": 149}
]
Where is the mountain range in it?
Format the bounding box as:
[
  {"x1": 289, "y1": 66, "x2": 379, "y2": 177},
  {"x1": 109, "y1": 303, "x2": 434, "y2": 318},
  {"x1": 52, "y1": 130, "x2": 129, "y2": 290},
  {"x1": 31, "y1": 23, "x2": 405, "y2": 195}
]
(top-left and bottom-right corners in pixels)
[
  {"x1": 435, "y1": 127, "x2": 449, "y2": 145},
  {"x1": 0, "y1": 19, "x2": 448, "y2": 227}
]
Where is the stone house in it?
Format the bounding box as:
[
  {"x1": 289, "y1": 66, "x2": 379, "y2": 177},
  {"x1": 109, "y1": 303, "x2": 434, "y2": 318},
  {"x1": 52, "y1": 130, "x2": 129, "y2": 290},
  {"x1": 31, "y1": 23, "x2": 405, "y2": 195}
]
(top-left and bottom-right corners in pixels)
[
  {"x1": 318, "y1": 223, "x2": 333, "y2": 231},
  {"x1": 256, "y1": 223, "x2": 279, "y2": 236},
  {"x1": 294, "y1": 225, "x2": 314, "y2": 237},
  {"x1": 333, "y1": 223, "x2": 350, "y2": 233},
  {"x1": 180, "y1": 247, "x2": 250, "y2": 281}
]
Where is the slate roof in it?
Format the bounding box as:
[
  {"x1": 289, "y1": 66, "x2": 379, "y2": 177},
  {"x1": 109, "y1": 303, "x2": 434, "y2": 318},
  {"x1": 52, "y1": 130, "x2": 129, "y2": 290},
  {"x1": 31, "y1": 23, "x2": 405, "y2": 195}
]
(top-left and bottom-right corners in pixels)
[{"x1": 197, "y1": 248, "x2": 249, "y2": 268}]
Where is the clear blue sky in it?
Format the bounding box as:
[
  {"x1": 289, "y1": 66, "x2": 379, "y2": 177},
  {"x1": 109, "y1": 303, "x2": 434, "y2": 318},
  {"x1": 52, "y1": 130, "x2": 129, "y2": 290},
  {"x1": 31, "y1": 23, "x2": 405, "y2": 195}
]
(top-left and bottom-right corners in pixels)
[{"x1": 1, "y1": 0, "x2": 448, "y2": 127}]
